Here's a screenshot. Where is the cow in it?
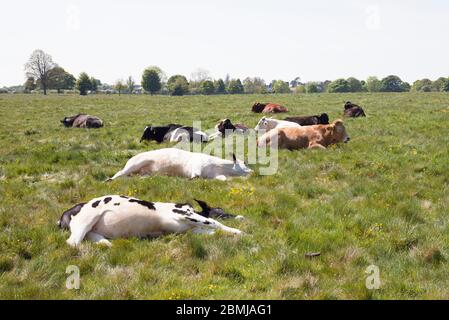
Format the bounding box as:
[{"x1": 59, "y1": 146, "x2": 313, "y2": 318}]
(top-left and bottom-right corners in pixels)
[
  {"x1": 140, "y1": 125, "x2": 208, "y2": 143},
  {"x1": 58, "y1": 195, "x2": 243, "y2": 247},
  {"x1": 208, "y1": 119, "x2": 249, "y2": 140},
  {"x1": 252, "y1": 103, "x2": 289, "y2": 113},
  {"x1": 254, "y1": 117, "x2": 301, "y2": 133},
  {"x1": 284, "y1": 113, "x2": 330, "y2": 126},
  {"x1": 61, "y1": 114, "x2": 103, "y2": 128},
  {"x1": 107, "y1": 148, "x2": 252, "y2": 181},
  {"x1": 140, "y1": 124, "x2": 182, "y2": 143},
  {"x1": 257, "y1": 119, "x2": 350, "y2": 150},
  {"x1": 344, "y1": 101, "x2": 366, "y2": 118}
]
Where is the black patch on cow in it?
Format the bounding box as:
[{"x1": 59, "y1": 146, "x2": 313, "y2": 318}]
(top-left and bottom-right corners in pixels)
[
  {"x1": 173, "y1": 208, "x2": 191, "y2": 216},
  {"x1": 114, "y1": 203, "x2": 120, "y2": 206},
  {"x1": 186, "y1": 217, "x2": 199, "y2": 223},
  {"x1": 58, "y1": 202, "x2": 86, "y2": 230},
  {"x1": 175, "y1": 203, "x2": 189, "y2": 208},
  {"x1": 203, "y1": 221, "x2": 211, "y2": 225},
  {"x1": 120, "y1": 195, "x2": 129, "y2": 199},
  {"x1": 129, "y1": 198, "x2": 156, "y2": 210},
  {"x1": 103, "y1": 197, "x2": 112, "y2": 204},
  {"x1": 92, "y1": 200, "x2": 101, "y2": 208}
]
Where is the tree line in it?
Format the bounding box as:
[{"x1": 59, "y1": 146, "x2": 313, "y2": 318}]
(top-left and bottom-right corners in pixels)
[{"x1": 3, "y1": 49, "x2": 448, "y2": 95}]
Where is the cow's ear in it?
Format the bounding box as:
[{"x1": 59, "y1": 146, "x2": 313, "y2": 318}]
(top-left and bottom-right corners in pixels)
[
  {"x1": 232, "y1": 153, "x2": 237, "y2": 164},
  {"x1": 194, "y1": 199, "x2": 210, "y2": 213}
]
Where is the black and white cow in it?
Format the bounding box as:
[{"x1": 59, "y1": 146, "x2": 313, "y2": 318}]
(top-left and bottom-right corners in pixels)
[
  {"x1": 208, "y1": 119, "x2": 249, "y2": 140},
  {"x1": 284, "y1": 113, "x2": 330, "y2": 126},
  {"x1": 58, "y1": 195, "x2": 243, "y2": 247},
  {"x1": 140, "y1": 124, "x2": 208, "y2": 143}
]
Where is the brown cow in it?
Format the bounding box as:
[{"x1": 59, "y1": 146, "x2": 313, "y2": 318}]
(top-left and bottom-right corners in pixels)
[
  {"x1": 285, "y1": 113, "x2": 330, "y2": 126},
  {"x1": 61, "y1": 114, "x2": 104, "y2": 128},
  {"x1": 252, "y1": 102, "x2": 289, "y2": 113},
  {"x1": 258, "y1": 119, "x2": 350, "y2": 150},
  {"x1": 344, "y1": 102, "x2": 366, "y2": 118}
]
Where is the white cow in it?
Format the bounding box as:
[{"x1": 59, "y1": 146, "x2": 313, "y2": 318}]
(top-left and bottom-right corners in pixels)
[
  {"x1": 108, "y1": 148, "x2": 252, "y2": 181},
  {"x1": 254, "y1": 117, "x2": 301, "y2": 133},
  {"x1": 59, "y1": 195, "x2": 243, "y2": 247}
]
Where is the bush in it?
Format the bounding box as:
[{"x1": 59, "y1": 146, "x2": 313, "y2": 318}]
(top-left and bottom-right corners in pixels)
[
  {"x1": 167, "y1": 75, "x2": 189, "y2": 96},
  {"x1": 327, "y1": 79, "x2": 351, "y2": 93},
  {"x1": 305, "y1": 82, "x2": 318, "y2": 93},
  {"x1": 227, "y1": 79, "x2": 244, "y2": 94},
  {"x1": 141, "y1": 68, "x2": 162, "y2": 95},
  {"x1": 380, "y1": 75, "x2": 408, "y2": 92},
  {"x1": 76, "y1": 72, "x2": 92, "y2": 96},
  {"x1": 272, "y1": 80, "x2": 291, "y2": 93},
  {"x1": 200, "y1": 80, "x2": 215, "y2": 95},
  {"x1": 347, "y1": 77, "x2": 363, "y2": 92}
]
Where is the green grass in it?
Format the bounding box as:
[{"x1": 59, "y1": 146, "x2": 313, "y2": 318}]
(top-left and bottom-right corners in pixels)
[{"x1": 0, "y1": 92, "x2": 448, "y2": 299}]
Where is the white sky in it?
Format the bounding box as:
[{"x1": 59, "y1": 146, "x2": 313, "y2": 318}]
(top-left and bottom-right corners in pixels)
[{"x1": 1, "y1": 0, "x2": 448, "y2": 86}]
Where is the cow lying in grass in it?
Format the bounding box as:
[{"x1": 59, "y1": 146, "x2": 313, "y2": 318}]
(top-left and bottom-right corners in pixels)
[
  {"x1": 344, "y1": 101, "x2": 366, "y2": 118},
  {"x1": 59, "y1": 195, "x2": 243, "y2": 247},
  {"x1": 254, "y1": 117, "x2": 301, "y2": 133},
  {"x1": 285, "y1": 113, "x2": 330, "y2": 126},
  {"x1": 258, "y1": 119, "x2": 350, "y2": 150},
  {"x1": 252, "y1": 103, "x2": 289, "y2": 113},
  {"x1": 108, "y1": 148, "x2": 252, "y2": 181},
  {"x1": 140, "y1": 124, "x2": 208, "y2": 143},
  {"x1": 61, "y1": 114, "x2": 104, "y2": 128},
  {"x1": 208, "y1": 119, "x2": 249, "y2": 140}
]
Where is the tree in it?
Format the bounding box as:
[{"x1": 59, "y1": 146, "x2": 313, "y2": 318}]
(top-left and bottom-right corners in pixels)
[
  {"x1": 243, "y1": 77, "x2": 267, "y2": 94},
  {"x1": 76, "y1": 72, "x2": 92, "y2": 96},
  {"x1": 365, "y1": 76, "x2": 381, "y2": 92},
  {"x1": 412, "y1": 79, "x2": 433, "y2": 92},
  {"x1": 290, "y1": 77, "x2": 301, "y2": 88},
  {"x1": 90, "y1": 77, "x2": 100, "y2": 93},
  {"x1": 141, "y1": 68, "x2": 162, "y2": 95},
  {"x1": 126, "y1": 76, "x2": 135, "y2": 94},
  {"x1": 24, "y1": 77, "x2": 36, "y2": 92},
  {"x1": 295, "y1": 85, "x2": 306, "y2": 94},
  {"x1": 47, "y1": 67, "x2": 76, "y2": 93},
  {"x1": 444, "y1": 78, "x2": 449, "y2": 92},
  {"x1": 305, "y1": 82, "x2": 319, "y2": 93},
  {"x1": 167, "y1": 75, "x2": 189, "y2": 96},
  {"x1": 200, "y1": 80, "x2": 215, "y2": 95},
  {"x1": 272, "y1": 80, "x2": 291, "y2": 93},
  {"x1": 227, "y1": 79, "x2": 244, "y2": 94},
  {"x1": 215, "y1": 79, "x2": 226, "y2": 94},
  {"x1": 380, "y1": 75, "x2": 407, "y2": 92},
  {"x1": 327, "y1": 79, "x2": 351, "y2": 93},
  {"x1": 347, "y1": 77, "x2": 363, "y2": 92},
  {"x1": 24, "y1": 49, "x2": 56, "y2": 95},
  {"x1": 432, "y1": 77, "x2": 449, "y2": 92},
  {"x1": 114, "y1": 79, "x2": 126, "y2": 95}
]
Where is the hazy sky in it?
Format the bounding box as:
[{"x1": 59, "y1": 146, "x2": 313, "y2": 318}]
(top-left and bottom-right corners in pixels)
[{"x1": 1, "y1": 0, "x2": 448, "y2": 86}]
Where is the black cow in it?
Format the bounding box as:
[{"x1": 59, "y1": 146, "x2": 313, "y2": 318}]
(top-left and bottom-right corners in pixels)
[
  {"x1": 284, "y1": 113, "x2": 330, "y2": 126},
  {"x1": 344, "y1": 102, "x2": 366, "y2": 118}
]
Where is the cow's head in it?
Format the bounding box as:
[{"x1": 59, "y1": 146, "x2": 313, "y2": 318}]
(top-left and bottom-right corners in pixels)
[
  {"x1": 61, "y1": 116, "x2": 77, "y2": 127},
  {"x1": 327, "y1": 119, "x2": 350, "y2": 144},
  {"x1": 140, "y1": 125, "x2": 155, "y2": 142},
  {"x1": 319, "y1": 113, "x2": 330, "y2": 124},
  {"x1": 254, "y1": 117, "x2": 269, "y2": 132},
  {"x1": 194, "y1": 199, "x2": 243, "y2": 220},
  {"x1": 252, "y1": 102, "x2": 266, "y2": 113},
  {"x1": 58, "y1": 202, "x2": 86, "y2": 229}
]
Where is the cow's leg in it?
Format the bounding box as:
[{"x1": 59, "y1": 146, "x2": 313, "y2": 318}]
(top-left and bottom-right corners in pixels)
[
  {"x1": 66, "y1": 210, "x2": 107, "y2": 247},
  {"x1": 180, "y1": 213, "x2": 242, "y2": 235},
  {"x1": 85, "y1": 232, "x2": 112, "y2": 247},
  {"x1": 309, "y1": 143, "x2": 326, "y2": 150}
]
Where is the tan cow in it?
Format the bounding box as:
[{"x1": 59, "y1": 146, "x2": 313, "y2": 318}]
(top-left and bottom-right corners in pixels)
[{"x1": 258, "y1": 119, "x2": 350, "y2": 150}]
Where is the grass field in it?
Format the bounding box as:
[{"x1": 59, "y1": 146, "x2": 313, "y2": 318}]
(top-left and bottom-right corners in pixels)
[{"x1": 0, "y1": 92, "x2": 448, "y2": 299}]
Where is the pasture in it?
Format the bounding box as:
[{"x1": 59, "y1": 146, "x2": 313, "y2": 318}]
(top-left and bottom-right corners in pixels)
[{"x1": 0, "y1": 93, "x2": 448, "y2": 299}]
